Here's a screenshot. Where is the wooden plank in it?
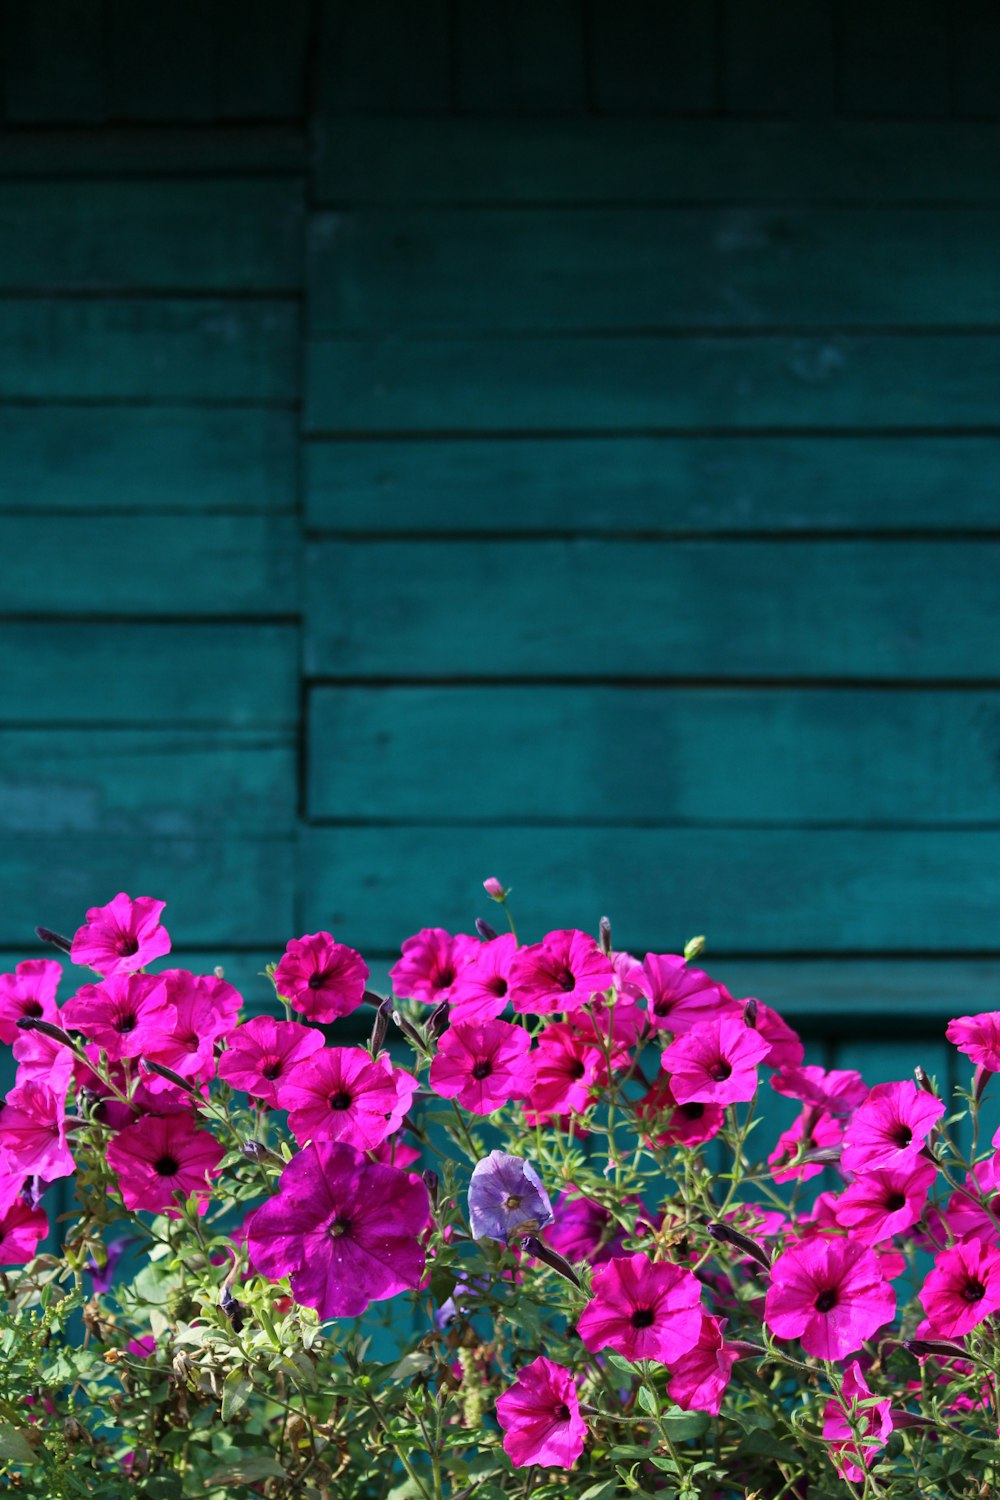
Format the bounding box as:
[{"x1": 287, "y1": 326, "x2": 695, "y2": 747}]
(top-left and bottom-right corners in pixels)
[
  {"x1": 304, "y1": 538, "x2": 1000, "y2": 680},
  {"x1": 304, "y1": 434, "x2": 1000, "y2": 535},
  {"x1": 721, "y1": 0, "x2": 835, "y2": 115},
  {"x1": 0, "y1": 624, "x2": 298, "y2": 726},
  {"x1": 215, "y1": 0, "x2": 312, "y2": 120},
  {"x1": 307, "y1": 685, "x2": 1000, "y2": 826},
  {"x1": 308, "y1": 206, "x2": 1000, "y2": 333},
  {"x1": 454, "y1": 0, "x2": 586, "y2": 113},
  {"x1": 589, "y1": 0, "x2": 718, "y2": 113},
  {"x1": 705, "y1": 958, "x2": 1000, "y2": 1025},
  {"x1": 4, "y1": 0, "x2": 107, "y2": 122},
  {"x1": 838, "y1": 0, "x2": 952, "y2": 117},
  {"x1": 0, "y1": 949, "x2": 283, "y2": 1010},
  {"x1": 0, "y1": 728, "x2": 296, "y2": 834},
  {"x1": 0, "y1": 406, "x2": 297, "y2": 514},
  {"x1": 0, "y1": 128, "x2": 306, "y2": 177},
  {"x1": 0, "y1": 299, "x2": 298, "y2": 401},
  {"x1": 314, "y1": 119, "x2": 1000, "y2": 206},
  {"x1": 0, "y1": 179, "x2": 304, "y2": 291},
  {"x1": 304, "y1": 333, "x2": 1000, "y2": 433},
  {"x1": 832, "y1": 1038, "x2": 952, "y2": 1090},
  {"x1": 317, "y1": 0, "x2": 452, "y2": 114},
  {"x1": 106, "y1": 0, "x2": 214, "y2": 121},
  {"x1": 0, "y1": 834, "x2": 295, "y2": 948},
  {"x1": 300, "y1": 825, "x2": 1000, "y2": 954},
  {"x1": 953, "y1": 0, "x2": 1000, "y2": 119},
  {"x1": 0, "y1": 514, "x2": 298, "y2": 615}
]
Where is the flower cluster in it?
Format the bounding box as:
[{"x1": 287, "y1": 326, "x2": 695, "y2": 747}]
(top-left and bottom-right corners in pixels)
[{"x1": 1, "y1": 886, "x2": 1000, "y2": 1499}]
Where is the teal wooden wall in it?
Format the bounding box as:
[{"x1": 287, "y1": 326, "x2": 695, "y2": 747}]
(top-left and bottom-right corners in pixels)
[{"x1": 2, "y1": 1, "x2": 1000, "y2": 1083}]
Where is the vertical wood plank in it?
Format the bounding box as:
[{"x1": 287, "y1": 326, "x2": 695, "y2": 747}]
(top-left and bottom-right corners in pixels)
[
  {"x1": 214, "y1": 0, "x2": 313, "y2": 119},
  {"x1": 590, "y1": 0, "x2": 718, "y2": 114},
  {"x1": 455, "y1": 0, "x2": 587, "y2": 113},
  {"x1": 952, "y1": 0, "x2": 1000, "y2": 118},
  {"x1": 317, "y1": 0, "x2": 452, "y2": 114},
  {"x1": 838, "y1": 0, "x2": 952, "y2": 116},
  {"x1": 722, "y1": 0, "x2": 835, "y2": 115},
  {"x1": 4, "y1": 0, "x2": 107, "y2": 122},
  {"x1": 107, "y1": 0, "x2": 215, "y2": 120}
]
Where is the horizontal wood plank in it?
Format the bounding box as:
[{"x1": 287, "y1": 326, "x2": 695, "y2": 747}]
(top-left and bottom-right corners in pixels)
[
  {"x1": 300, "y1": 825, "x2": 1000, "y2": 955},
  {"x1": 315, "y1": 119, "x2": 1000, "y2": 205},
  {"x1": 0, "y1": 179, "x2": 303, "y2": 291},
  {"x1": 0, "y1": 835, "x2": 294, "y2": 948},
  {"x1": 304, "y1": 539, "x2": 1000, "y2": 680},
  {"x1": 307, "y1": 685, "x2": 1000, "y2": 825},
  {"x1": 0, "y1": 299, "x2": 298, "y2": 401},
  {"x1": 0, "y1": 128, "x2": 307, "y2": 177},
  {"x1": 304, "y1": 434, "x2": 1000, "y2": 534},
  {"x1": 0, "y1": 729, "x2": 296, "y2": 834},
  {"x1": 0, "y1": 624, "x2": 299, "y2": 726},
  {"x1": 0, "y1": 514, "x2": 298, "y2": 615},
  {"x1": 308, "y1": 206, "x2": 1000, "y2": 333},
  {"x1": 0, "y1": 406, "x2": 297, "y2": 513},
  {"x1": 305, "y1": 334, "x2": 1000, "y2": 432}
]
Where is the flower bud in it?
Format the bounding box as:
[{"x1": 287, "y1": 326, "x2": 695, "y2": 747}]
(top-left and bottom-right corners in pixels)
[
  {"x1": 34, "y1": 925, "x2": 73, "y2": 954},
  {"x1": 706, "y1": 1220, "x2": 772, "y2": 1271},
  {"x1": 598, "y1": 916, "x2": 612, "y2": 956},
  {"x1": 140, "y1": 1059, "x2": 198, "y2": 1094},
  {"x1": 483, "y1": 878, "x2": 507, "y2": 902},
  {"x1": 422, "y1": 1169, "x2": 439, "y2": 1208},
  {"x1": 742, "y1": 997, "x2": 758, "y2": 1028},
  {"x1": 370, "y1": 998, "x2": 392, "y2": 1055},
  {"x1": 683, "y1": 934, "x2": 706, "y2": 962},
  {"x1": 974, "y1": 1063, "x2": 993, "y2": 1104},
  {"x1": 219, "y1": 1283, "x2": 245, "y2": 1335},
  {"x1": 427, "y1": 999, "x2": 450, "y2": 1041},
  {"x1": 241, "y1": 1140, "x2": 285, "y2": 1168},
  {"x1": 914, "y1": 1065, "x2": 937, "y2": 1095},
  {"x1": 904, "y1": 1337, "x2": 973, "y2": 1360},
  {"x1": 475, "y1": 917, "x2": 498, "y2": 942},
  {"x1": 15, "y1": 1017, "x2": 77, "y2": 1050},
  {"x1": 520, "y1": 1235, "x2": 582, "y2": 1288}
]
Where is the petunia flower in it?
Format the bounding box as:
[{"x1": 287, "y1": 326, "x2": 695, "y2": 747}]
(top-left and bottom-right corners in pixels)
[
  {"x1": 217, "y1": 1016, "x2": 324, "y2": 1105},
  {"x1": 12, "y1": 1022, "x2": 75, "y2": 1094},
  {"x1": 0, "y1": 960, "x2": 62, "y2": 1046},
  {"x1": 661, "y1": 1016, "x2": 770, "y2": 1106},
  {"x1": 509, "y1": 929, "x2": 614, "y2": 1015},
  {"x1": 0, "y1": 1197, "x2": 48, "y2": 1265},
  {"x1": 765, "y1": 1238, "x2": 895, "y2": 1359},
  {"x1": 274, "y1": 932, "x2": 369, "y2": 1023},
  {"x1": 61, "y1": 973, "x2": 173, "y2": 1062},
  {"x1": 918, "y1": 1239, "x2": 1000, "y2": 1337},
  {"x1": 495, "y1": 1357, "x2": 587, "y2": 1470},
  {"x1": 946, "y1": 1011, "x2": 1000, "y2": 1074},
  {"x1": 577, "y1": 1251, "x2": 703, "y2": 1364},
  {"x1": 448, "y1": 932, "x2": 517, "y2": 1022},
  {"x1": 834, "y1": 1158, "x2": 938, "y2": 1245},
  {"x1": 767, "y1": 1109, "x2": 843, "y2": 1184},
  {"x1": 105, "y1": 1113, "x2": 223, "y2": 1215},
  {"x1": 770, "y1": 1064, "x2": 868, "y2": 1116},
  {"x1": 523, "y1": 1021, "x2": 603, "y2": 1125},
  {"x1": 840, "y1": 1080, "x2": 944, "y2": 1175},
  {"x1": 245, "y1": 1139, "x2": 429, "y2": 1319},
  {"x1": 468, "y1": 1151, "x2": 553, "y2": 1243},
  {"x1": 85, "y1": 1235, "x2": 133, "y2": 1294},
  {"x1": 278, "y1": 1046, "x2": 399, "y2": 1150},
  {"x1": 545, "y1": 1189, "x2": 630, "y2": 1265},
  {"x1": 636, "y1": 954, "x2": 726, "y2": 1035},
  {"x1": 822, "y1": 1360, "x2": 893, "y2": 1483},
  {"x1": 667, "y1": 1313, "x2": 740, "y2": 1415},
  {"x1": 0, "y1": 1082, "x2": 74, "y2": 1182},
  {"x1": 736, "y1": 998, "x2": 804, "y2": 1069},
  {"x1": 428, "y1": 1018, "x2": 531, "y2": 1114},
  {"x1": 389, "y1": 928, "x2": 471, "y2": 1005},
  {"x1": 944, "y1": 1157, "x2": 1000, "y2": 1244},
  {"x1": 70, "y1": 893, "x2": 171, "y2": 977},
  {"x1": 141, "y1": 970, "x2": 240, "y2": 1088},
  {"x1": 635, "y1": 1075, "x2": 724, "y2": 1148}
]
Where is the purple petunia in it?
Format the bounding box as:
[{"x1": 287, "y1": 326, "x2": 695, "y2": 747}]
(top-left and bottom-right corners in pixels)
[{"x1": 467, "y1": 1151, "x2": 553, "y2": 1243}]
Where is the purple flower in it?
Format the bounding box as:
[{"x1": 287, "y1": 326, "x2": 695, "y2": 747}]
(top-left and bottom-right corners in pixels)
[
  {"x1": 467, "y1": 1150, "x2": 553, "y2": 1243},
  {"x1": 85, "y1": 1235, "x2": 134, "y2": 1294}
]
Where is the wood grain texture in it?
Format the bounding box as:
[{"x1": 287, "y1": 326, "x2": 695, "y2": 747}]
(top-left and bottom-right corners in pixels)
[
  {"x1": 0, "y1": 514, "x2": 298, "y2": 615},
  {"x1": 3, "y1": 0, "x2": 107, "y2": 122},
  {"x1": 454, "y1": 0, "x2": 586, "y2": 113},
  {"x1": 317, "y1": 0, "x2": 452, "y2": 114},
  {"x1": 304, "y1": 434, "x2": 1000, "y2": 534},
  {"x1": 838, "y1": 0, "x2": 952, "y2": 117},
  {"x1": 0, "y1": 129, "x2": 306, "y2": 177},
  {"x1": 307, "y1": 685, "x2": 1000, "y2": 825},
  {"x1": 721, "y1": 0, "x2": 835, "y2": 116},
  {"x1": 0, "y1": 407, "x2": 297, "y2": 513},
  {"x1": 0, "y1": 624, "x2": 299, "y2": 726},
  {"x1": 304, "y1": 539, "x2": 1000, "y2": 680},
  {"x1": 589, "y1": 0, "x2": 718, "y2": 113},
  {"x1": 305, "y1": 333, "x2": 1000, "y2": 432},
  {"x1": 300, "y1": 824, "x2": 1000, "y2": 954}
]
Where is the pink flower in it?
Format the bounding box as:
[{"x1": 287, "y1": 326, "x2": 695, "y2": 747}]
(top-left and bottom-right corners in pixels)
[
  {"x1": 70, "y1": 893, "x2": 171, "y2": 976},
  {"x1": 635, "y1": 1075, "x2": 724, "y2": 1148},
  {"x1": 523, "y1": 1022, "x2": 603, "y2": 1125},
  {"x1": 637, "y1": 955, "x2": 726, "y2": 1034},
  {"x1": 509, "y1": 930, "x2": 614, "y2": 1015},
  {"x1": 0, "y1": 1197, "x2": 48, "y2": 1265},
  {"x1": 667, "y1": 1314, "x2": 739, "y2": 1415},
  {"x1": 740, "y1": 1000, "x2": 804, "y2": 1069},
  {"x1": 495, "y1": 1357, "x2": 587, "y2": 1470},
  {"x1": 278, "y1": 1047, "x2": 399, "y2": 1150},
  {"x1": 0, "y1": 1083, "x2": 74, "y2": 1182},
  {"x1": 376, "y1": 1054, "x2": 420, "y2": 1135},
  {"x1": 274, "y1": 932, "x2": 369, "y2": 1023},
  {"x1": 448, "y1": 933, "x2": 517, "y2": 1021},
  {"x1": 389, "y1": 928, "x2": 469, "y2": 1005},
  {"x1": 12, "y1": 1023, "x2": 75, "y2": 1094},
  {"x1": 141, "y1": 970, "x2": 240, "y2": 1087},
  {"x1": 918, "y1": 1239, "x2": 1000, "y2": 1336},
  {"x1": 822, "y1": 1360, "x2": 893, "y2": 1483},
  {"x1": 0, "y1": 960, "x2": 62, "y2": 1045},
  {"x1": 105, "y1": 1114, "x2": 223, "y2": 1215},
  {"x1": 245, "y1": 1140, "x2": 429, "y2": 1318},
  {"x1": 62, "y1": 973, "x2": 172, "y2": 1062},
  {"x1": 840, "y1": 1080, "x2": 944, "y2": 1175},
  {"x1": 576, "y1": 1252, "x2": 703, "y2": 1365},
  {"x1": 483, "y1": 877, "x2": 507, "y2": 901},
  {"x1": 770, "y1": 1064, "x2": 868, "y2": 1116},
  {"x1": 768, "y1": 1110, "x2": 842, "y2": 1185},
  {"x1": 765, "y1": 1238, "x2": 895, "y2": 1359},
  {"x1": 834, "y1": 1159, "x2": 938, "y2": 1246},
  {"x1": 946, "y1": 1011, "x2": 1000, "y2": 1073},
  {"x1": 545, "y1": 1189, "x2": 629, "y2": 1265},
  {"x1": 217, "y1": 1016, "x2": 324, "y2": 1105},
  {"x1": 429, "y1": 1018, "x2": 531, "y2": 1115},
  {"x1": 661, "y1": 1016, "x2": 770, "y2": 1106},
  {"x1": 945, "y1": 1157, "x2": 1000, "y2": 1244}
]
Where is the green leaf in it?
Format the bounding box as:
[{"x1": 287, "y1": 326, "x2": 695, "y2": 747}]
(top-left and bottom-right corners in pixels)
[
  {"x1": 204, "y1": 1455, "x2": 287, "y2": 1487},
  {"x1": 604, "y1": 1353, "x2": 638, "y2": 1379},
  {"x1": 636, "y1": 1385, "x2": 658, "y2": 1415},
  {"x1": 576, "y1": 1482, "x2": 620, "y2": 1500},
  {"x1": 736, "y1": 1429, "x2": 802, "y2": 1463},
  {"x1": 391, "y1": 1350, "x2": 434, "y2": 1380},
  {"x1": 220, "y1": 1367, "x2": 254, "y2": 1423},
  {"x1": 659, "y1": 1407, "x2": 710, "y2": 1441},
  {"x1": 0, "y1": 1425, "x2": 37, "y2": 1463}
]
